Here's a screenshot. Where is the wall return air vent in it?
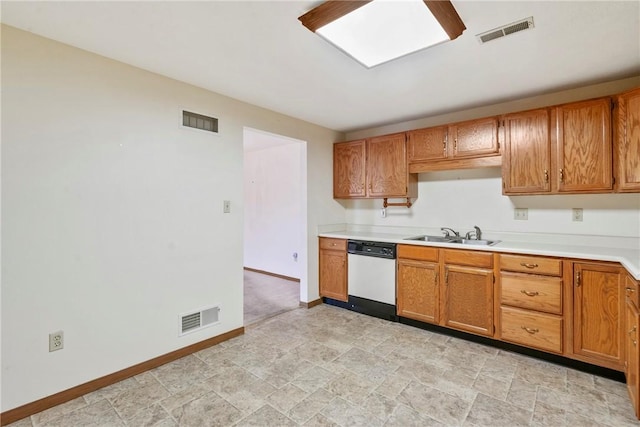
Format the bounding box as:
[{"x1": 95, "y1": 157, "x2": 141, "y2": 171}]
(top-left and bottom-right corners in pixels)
[
  {"x1": 180, "y1": 305, "x2": 220, "y2": 336},
  {"x1": 183, "y1": 110, "x2": 218, "y2": 133},
  {"x1": 476, "y1": 17, "x2": 534, "y2": 44}
]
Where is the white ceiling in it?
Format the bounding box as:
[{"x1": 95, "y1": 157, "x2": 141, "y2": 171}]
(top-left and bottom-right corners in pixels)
[{"x1": 2, "y1": 1, "x2": 639, "y2": 132}]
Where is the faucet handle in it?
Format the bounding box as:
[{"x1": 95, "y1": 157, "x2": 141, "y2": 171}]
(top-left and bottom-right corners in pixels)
[{"x1": 441, "y1": 227, "x2": 459, "y2": 237}]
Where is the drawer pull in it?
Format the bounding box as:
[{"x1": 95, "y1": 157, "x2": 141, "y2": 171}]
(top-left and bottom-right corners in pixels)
[
  {"x1": 521, "y1": 326, "x2": 539, "y2": 334},
  {"x1": 520, "y1": 263, "x2": 539, "y2": 269},
  {"x1": 626, "y1": 287, "x2": 636, "y2": 293},
  {"x1": 520, "y1": 290, "x2": 539, "y2": 297}
]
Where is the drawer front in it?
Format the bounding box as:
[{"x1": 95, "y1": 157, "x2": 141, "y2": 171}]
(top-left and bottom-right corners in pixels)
[
  {"x1": 397, "y1": 244, "x2": 439, "y2": 262},
  {"x1": 500, "y1": 254, "x2": 562, "y2": 276},
  {"x1": 626, "y1": 274, "x2": 640, "y2": 309},
  {"x1": 319, "y1": 237, "x2": 347, "y2": 251},
  {"x1": 500, "y1": 272, "x2": 563, "y2": 315},
  {"x1": 500, "y1": 306, "x2": 563, "y2": 354},
  {"x1": 443, "y1": 249, "x2": 493, "y2": 268}
]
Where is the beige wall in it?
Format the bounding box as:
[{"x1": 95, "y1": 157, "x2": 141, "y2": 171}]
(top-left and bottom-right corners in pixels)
[{"x1": 1, "y1": 25, "x2": 344, "y2": 411}]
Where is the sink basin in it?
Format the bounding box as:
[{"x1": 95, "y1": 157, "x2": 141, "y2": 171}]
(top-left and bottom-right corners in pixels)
[
  {"x1": 404, "y1": 235, "x2": 456, "y2": 243},
  {"x1": 456, "y1": 239, "x2": 500, "y2": 246},
  {"x1": 404, "y1": 235, "x2": 500, "y2": 246}
]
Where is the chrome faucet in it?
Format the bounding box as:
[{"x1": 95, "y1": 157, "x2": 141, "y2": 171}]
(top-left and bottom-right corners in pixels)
[
  {"x1": 441, "y1": 227, "x2": 460, "y2": 237},
  {"x1": 465, "y1": 226, "x2": 482, "y2": 240}
]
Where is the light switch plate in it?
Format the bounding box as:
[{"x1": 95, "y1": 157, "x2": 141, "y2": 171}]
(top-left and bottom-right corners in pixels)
[{"x1": 223, "y1": 200, "x2": 231, "y2": 213}]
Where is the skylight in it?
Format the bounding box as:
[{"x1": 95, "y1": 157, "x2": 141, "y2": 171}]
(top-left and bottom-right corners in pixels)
[{"x1": 299, "y1": 0, "x2": 466, "y2": 68}]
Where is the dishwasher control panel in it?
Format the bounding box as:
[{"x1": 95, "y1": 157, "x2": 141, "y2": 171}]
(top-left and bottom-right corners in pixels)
[{"x1": 347, "y1": 240, "x2": 396, "y2": 259}]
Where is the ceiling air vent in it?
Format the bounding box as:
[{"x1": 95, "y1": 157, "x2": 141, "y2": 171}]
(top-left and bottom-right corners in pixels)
[
  {"x1": 180, "y1": 305, "x2": 220, "y2": 336},
  {"x1": 477, "y1": 17, "x2": 534, "y2": 44}
]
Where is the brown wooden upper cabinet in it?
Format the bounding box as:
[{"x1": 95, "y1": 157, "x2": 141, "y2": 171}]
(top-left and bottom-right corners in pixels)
[
  {"x1": 555, "y1": 97, "x2": 613, "y2": 193},
  {"x1": 333, "y1": 139, "x2": 366, "y2": 198},
  {"x1": 615, "y1": 87, "x2": 640, "y2": 192},
  {"x1": 334, "y1": 133, "x2": 417, "y2": 199},
  {"x1": 503, "y1": 97, "x2": 614, "y2": 195},
  {"x1": 502, "y1": 108, "x2": 551, "y2": 194},
  {"x1": 408, "y1": 117, "x2": 500, "y2": 164},
  {"x1": 449, "y1": 117, "x2": 500, "y2": 158}
]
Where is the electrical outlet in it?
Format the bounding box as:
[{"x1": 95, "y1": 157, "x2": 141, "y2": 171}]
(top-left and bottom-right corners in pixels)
[
  {"x1": 572, "y1": 208, "x2": 583, "y2": 222},
  {"x1": 223, "y1": 200, "x2": 231, "y2": 213},
  {"x1": 514, "y1": 208, "x2": 528, "y2": 220},
  {"x1": 49, "y1": 331, "x2": 64, "y2": 352}
]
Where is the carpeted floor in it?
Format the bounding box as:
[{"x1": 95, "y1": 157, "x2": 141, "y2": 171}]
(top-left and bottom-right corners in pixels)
[{"x1": 243, "y1": 269, "x2": 300, "y2": 326}]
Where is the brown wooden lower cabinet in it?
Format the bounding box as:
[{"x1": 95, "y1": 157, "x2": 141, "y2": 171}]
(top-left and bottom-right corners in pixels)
[
  {"x1": 626, "y1": 295, "x2": 639, "y2": 418},
  {"x1": 572, "y1": 262, "x2": 625, "y2": 370},
  {"x1": 397, "y1": 258, "x2": 439, "y2": 324},
  {"x1": 442, "y1": 263, "x2": 494, "y2": 337},
  {"x1": 318, "y1": 237, "x2": 347, "y2": 302}
]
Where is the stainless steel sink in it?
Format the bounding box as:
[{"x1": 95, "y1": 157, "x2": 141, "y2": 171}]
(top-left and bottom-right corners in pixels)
[
  {"x1": 404, "y1": 235, "x2": 500, "y2": 246},
  {"x1": 456, "y1": 239, "x2": 500, "y2": 246},
  {"x1": 404, "y1": 235, "x2": 456, "y2": 243}
]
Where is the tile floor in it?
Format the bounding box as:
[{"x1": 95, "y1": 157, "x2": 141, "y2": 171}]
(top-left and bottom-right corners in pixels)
[
  {"x1": 8, "y1": 304, "x2": 640, "y2": 426},
  {"x1": 243, "y1": 270, "x2": 300, "y2": 325}
]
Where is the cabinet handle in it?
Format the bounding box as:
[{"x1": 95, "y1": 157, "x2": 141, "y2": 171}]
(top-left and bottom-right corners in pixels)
[
  {"x1": 520, "y1": 290, "x2": 539, "y2": 297},
  {"x1": 521, "y1": 326, "x2": 539, "y2": 334},
  {"x1": 634, "y1": 340, "x2": 638, "y2": 347},
  {"x1": 626, "y1": 287, "x2": 636, "y2": 293},
  {"x1": 629, "y1": 326, "x2": 637, "y2": 336},
  {"x1": 576, "y1": 271, "x2": 581, "y2": 287},
  {"x1": 443, "y1": 139, "x2": 447, "y2": 156},
  {"x1": 544, "y1": 169, "x2": 549, "y2": 183},
  {"x1": 559, "y1": 168, "x2": 564, "y2": 183},
  {"x1": 454, "y1": 138, "x2": 458, "y2": 152},
  {"x1": 445, "y1": 268, "x2": 449, "y2": 286},
  {"x1": 520, "y1": 263, "x2": 539, "y2": 269}
]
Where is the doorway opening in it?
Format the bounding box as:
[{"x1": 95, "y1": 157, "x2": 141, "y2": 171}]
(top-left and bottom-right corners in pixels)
[{"x1": 243, "y1": 127, "x2": 307, "y2": 325}]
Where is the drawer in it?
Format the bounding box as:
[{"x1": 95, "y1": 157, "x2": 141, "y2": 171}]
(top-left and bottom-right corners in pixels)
[
  {"x1": 319, "y1": 237, "x2": 347, "y2": 251},
  {"x1": 443, "y1": 249, "x2": 493, "y2": 268},
  {"x1": 500, "y1": 306, "x2": 563, "y2": 354},
  {"x1": 397, "y1": 244, "x2": 439, "y2": 262},
  {"x1": 500, "y1": 254, "x2": 562, "y2": 276},
  {"x1": 626, "y1": 274, "x2": 640, "y2": 309},
  {"x1": 500, "y1": 272, "x2": 562, "y2": 315}
]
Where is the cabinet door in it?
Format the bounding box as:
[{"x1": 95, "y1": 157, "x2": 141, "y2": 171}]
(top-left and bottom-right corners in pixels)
[
  {"x1": 367, "y1": 133, "x2": 408, "y2": 197},
  {"x1": 626, "y1": 297, "x2": 639, "y2": 418},
  {"x1": 573, "y1": 262, "x2": 624, "y2": 369},
  {"x1": 616, "y1": 88, "x2": 640, "y2": 192},
  {"x1": 442, "y1": 264, "x2": 494, "y2": 337},
  {"x1": 334, "y1": 140, "x2": 366, "y2": 198},
  {"x1": 407, "y1": 126, "x2": 448, "y2": 162},
  {"x1": 502, "y1": 109, "x2": 551, "y2": 194},
  {"x1": 556, "y1": 98, "x2": 613, "y2": 192},
  {"x1": 319, "y1": 249, "x2": 347, "y2": 302},
  {"x1": 449, "y1": 117, "x2": 499, "y2": 158},
  {"x1": 397, "y1": 259, "x2": 439, "y2": 324}
]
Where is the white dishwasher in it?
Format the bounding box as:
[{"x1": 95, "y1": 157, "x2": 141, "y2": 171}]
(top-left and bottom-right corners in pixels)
[{"x1": 347, "y1": 240, "x2": 397, "y2": 307}]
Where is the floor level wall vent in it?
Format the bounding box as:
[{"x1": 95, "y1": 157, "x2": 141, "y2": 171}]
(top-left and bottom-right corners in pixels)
[{"x1": 180, "y1": 305, "x2": 220, "y2": 336}]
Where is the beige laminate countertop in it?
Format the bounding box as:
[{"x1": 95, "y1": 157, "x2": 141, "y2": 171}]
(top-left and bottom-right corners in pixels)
[{"x1": 318, "y1": 230, "x2": 640, "y2": 280}]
